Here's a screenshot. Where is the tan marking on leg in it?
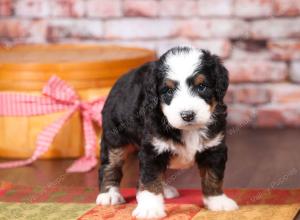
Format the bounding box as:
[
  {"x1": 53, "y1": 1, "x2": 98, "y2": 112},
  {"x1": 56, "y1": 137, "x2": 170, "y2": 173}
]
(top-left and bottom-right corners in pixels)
[
  {"x1": 200, "y1": 167, "x2": 223, "y2": 196},
  {"x1": 139, "y1": 175, "x2": 163, "y2": 195},
  {"x1": 101, "y1": 146, "x2": 132, "y2": 193}
]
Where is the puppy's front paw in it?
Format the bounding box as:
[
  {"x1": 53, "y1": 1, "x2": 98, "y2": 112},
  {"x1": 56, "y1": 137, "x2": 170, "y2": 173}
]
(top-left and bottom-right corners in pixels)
[
  {"x1": 96, "y1": 187, "x2": 125, "y2": 205},
  {"x1": 203, "y1": 194, "x2": 238, "y2": 211},
  {"x1": 132, "y1": 190, "x2": 166, "y2": 219}
]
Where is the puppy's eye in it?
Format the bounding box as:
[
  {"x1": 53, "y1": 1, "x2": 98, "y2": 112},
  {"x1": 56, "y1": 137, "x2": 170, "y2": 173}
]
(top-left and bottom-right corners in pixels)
[
  {"x1": 197, "y1": 84, "x2": 207, "y2": 92},
  {"x1": 161, "y1": 87, "x2": 174, "y2": 95}
]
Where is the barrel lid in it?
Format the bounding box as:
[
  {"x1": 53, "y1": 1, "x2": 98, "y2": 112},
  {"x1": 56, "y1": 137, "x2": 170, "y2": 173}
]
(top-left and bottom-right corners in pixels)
[
  {"x1": 0, "y1": 44, "x2": 156, "y2": 90},
  {"x1": 0, "y1": 44, "x2": 155, "y2": 64}
]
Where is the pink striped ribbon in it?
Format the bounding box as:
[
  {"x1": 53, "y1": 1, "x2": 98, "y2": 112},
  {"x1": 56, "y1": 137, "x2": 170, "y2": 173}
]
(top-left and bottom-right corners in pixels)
[{"x1": 0, "y1": 76, "x2": 106, "y2": 173}]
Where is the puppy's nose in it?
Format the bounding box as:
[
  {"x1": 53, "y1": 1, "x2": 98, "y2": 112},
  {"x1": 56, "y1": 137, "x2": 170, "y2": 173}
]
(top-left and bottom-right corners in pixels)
[{"x1": 180, "y1": 111, "x2": 195, "y2": 122}]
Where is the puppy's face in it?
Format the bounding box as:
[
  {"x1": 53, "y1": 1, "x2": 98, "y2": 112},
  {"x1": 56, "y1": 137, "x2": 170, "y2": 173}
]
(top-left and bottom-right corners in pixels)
[{"x1": 157, "y1": 47, "x2": 228, "y2": 130}]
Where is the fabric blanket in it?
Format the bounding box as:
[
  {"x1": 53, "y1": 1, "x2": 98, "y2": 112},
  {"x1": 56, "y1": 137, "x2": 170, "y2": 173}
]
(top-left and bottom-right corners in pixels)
[{"x1": 1, "y1": 181, "x2": 299, "y2": 220}]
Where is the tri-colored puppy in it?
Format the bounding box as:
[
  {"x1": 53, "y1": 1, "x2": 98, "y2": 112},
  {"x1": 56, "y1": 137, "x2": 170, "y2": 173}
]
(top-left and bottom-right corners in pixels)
[{"x1": 96, "y1": 46, "x2": 238, "y2": 219}]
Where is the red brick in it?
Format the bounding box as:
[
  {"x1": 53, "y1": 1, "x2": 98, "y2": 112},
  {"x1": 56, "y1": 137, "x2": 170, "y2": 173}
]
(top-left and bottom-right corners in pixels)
[
  {"x1": 86, "y1": 0, "x2": 122, "y2": 18},
  {"x1": 156, "y1": 39, "x2": 232, "y2": 58},
  {"x1": 290, "y1": 62, "x2": 300, "y2": 83},
  {"x1": 268, "y1": 40, "x2": 300, "y2": 61},
  {"x1": 193, "y1": 39, "x2": 232, "y2": 58},
  {"x1": 155, "y1": 38, "x2": 193, "y2": 55},
  {"x1": 251, "y1": 18, "x2": 300, "y2": 39},
  {"x1": 274, "y1": 0, "x2": 300, "y2": 16},
  {"x1": 47, "y1": 19, "x2": 103, "y2": 42},
  {"x1": 159, "y1": 0, "x2": 197, "y2": 17},
  {"x1": 225, "y1": 60, "x2": 288, "y2": 83},
  {"x1": 49, "y1": 0, "x2": 85, "y2": 17},
  {"x1": 256, "y1": 104, "x2": 300, "y2": 127},
  {"x1": 268, "y1": 84, "x2": 300, "y2": 103},
  {"x1": 227, "y1": 104, "x2": 256, "y2": 127},
  {"x1": 0, "y1": 0, "x2": 12, "y2": 16},
  {"x1": 233, "y1": 85, "x2": 270, "y2": 104},
  {"x1": 104, "y1": 18, "x2": 177, "y2": 40},
  {"x1": 0, "y1": 19, "x2": 29, "y2": 39},
  {"x1": 124, "y1": 0, "x2": 158, "y2": 17},
  {"x1": 179, "y1": 19, "x2": 249, "y2": 39},
  {"x1": 26, "y1": 20, "x2": 47, "y2": 43},
  {"x1": 233, "y1": 0, "x2": 273, "y2": 18},
  {"x1": 231, "y1": 47, "x2": 271, "y2": 60},
  {"x1": 198, "y1": 0, "x2": 232, "y2": 16},
  {"x1": 224, "y1": 86, "x2": 235, "y2": 104},
  {"x1": 0, "y1": 19, "x2": 47, "y2": 43},
  {"x1": 15, "y1": 0, "x2": 49, "y2": 18},
  {"x1": 100, "y1": 40, "x2": 157, "y2": 51}
]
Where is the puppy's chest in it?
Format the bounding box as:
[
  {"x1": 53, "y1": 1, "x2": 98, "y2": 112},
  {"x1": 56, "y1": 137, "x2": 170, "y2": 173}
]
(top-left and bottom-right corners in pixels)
[
  {"x1": 153, "y1": 131, "x2": 224, "y2": 169},
  {"x1": 153, "y1": 131, "x2": 206, "y2": 169},
  {"x1": 170, "y1": 131, "x2": 204, "y2": 169}
]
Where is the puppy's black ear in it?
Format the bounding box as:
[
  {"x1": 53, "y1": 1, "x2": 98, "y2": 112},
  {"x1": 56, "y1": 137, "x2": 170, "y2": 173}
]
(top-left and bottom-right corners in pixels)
[
  {"x1": 202, "y1": 50, "x2": 229, "y2": 102},
  {"x1": 213, "y1": 55, "x2": 229, "y2": 102}
]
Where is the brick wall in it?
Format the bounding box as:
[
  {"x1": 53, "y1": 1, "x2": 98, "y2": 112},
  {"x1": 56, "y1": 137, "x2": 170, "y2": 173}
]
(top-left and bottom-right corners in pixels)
[{"x1": 1, "y1": 0, "x2": 300, "y2": 127}]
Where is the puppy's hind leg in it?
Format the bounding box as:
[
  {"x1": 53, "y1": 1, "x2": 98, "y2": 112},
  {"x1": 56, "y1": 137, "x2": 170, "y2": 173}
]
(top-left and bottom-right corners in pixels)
[{"x1": 96, "y1": 139, "x2": 126, "y2": 206}]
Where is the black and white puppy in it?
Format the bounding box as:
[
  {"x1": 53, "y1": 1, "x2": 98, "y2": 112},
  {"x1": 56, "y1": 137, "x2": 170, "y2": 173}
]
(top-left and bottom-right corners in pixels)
[{"x1": 96, "y1": 46, "x2": 238, "y2": 219}]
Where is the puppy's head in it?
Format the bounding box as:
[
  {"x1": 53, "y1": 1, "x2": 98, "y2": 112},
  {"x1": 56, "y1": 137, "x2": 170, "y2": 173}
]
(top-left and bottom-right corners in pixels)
[{"x1": 149, "y1": 46, "x2": 228, "y2": 130}]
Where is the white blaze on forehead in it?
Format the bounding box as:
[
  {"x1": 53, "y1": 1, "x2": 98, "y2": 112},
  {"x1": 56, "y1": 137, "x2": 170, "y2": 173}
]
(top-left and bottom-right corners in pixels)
[{"x1": 165, "y1": 49, "x2": 201, "y2": 81}]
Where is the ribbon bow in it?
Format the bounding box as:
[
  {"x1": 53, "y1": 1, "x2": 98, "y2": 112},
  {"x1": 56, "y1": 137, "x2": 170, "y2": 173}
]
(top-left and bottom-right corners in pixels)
[{"x1": 0, "y1": 76, "x2": 106, "y2": 172}]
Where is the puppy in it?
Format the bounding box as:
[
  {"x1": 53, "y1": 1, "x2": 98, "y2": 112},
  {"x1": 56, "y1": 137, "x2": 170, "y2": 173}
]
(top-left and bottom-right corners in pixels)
[{"x1": 96, "y1": 46, "x2": 238, "y2": 219}]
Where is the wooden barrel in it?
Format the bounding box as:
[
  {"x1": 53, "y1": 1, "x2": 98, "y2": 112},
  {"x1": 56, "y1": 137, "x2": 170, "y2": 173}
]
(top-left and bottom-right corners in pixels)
[{"x1": 0, "y1": 44, "x2": 156, "y2": 159}]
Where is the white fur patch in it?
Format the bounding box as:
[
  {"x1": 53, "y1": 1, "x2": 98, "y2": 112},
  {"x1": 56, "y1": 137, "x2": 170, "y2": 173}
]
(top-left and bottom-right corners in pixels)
[
  {"x1": 96, "y1": 186, "x2": 125, "y2": 206},
  {"x1": 132, "y1": 190, "x2": 166, "y2": 219},
  {"x1": 204, "y1": 133, "x2": 224, "y2": 148},
  {"x1": 152, "y1": 137, "x2": 176, "y2": 154},
  {"x1": 152, "y1": 132, "x2": 224, "y2": 169},
  {"x1": 161, "y1": 48, "x2": 212, "y2": 130},
  {"x1": 203, "y1": 194, "x2": 239, "y2": 211},
  {"x1": 181, "y1": 130, "x2": 202, "y2": 161},
  {"x1": 165, "y1": 48, "x2": 201, "y2": 83},
  {"x1": 163, "y1": 182, "x2": 179, "y2": 199}
]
